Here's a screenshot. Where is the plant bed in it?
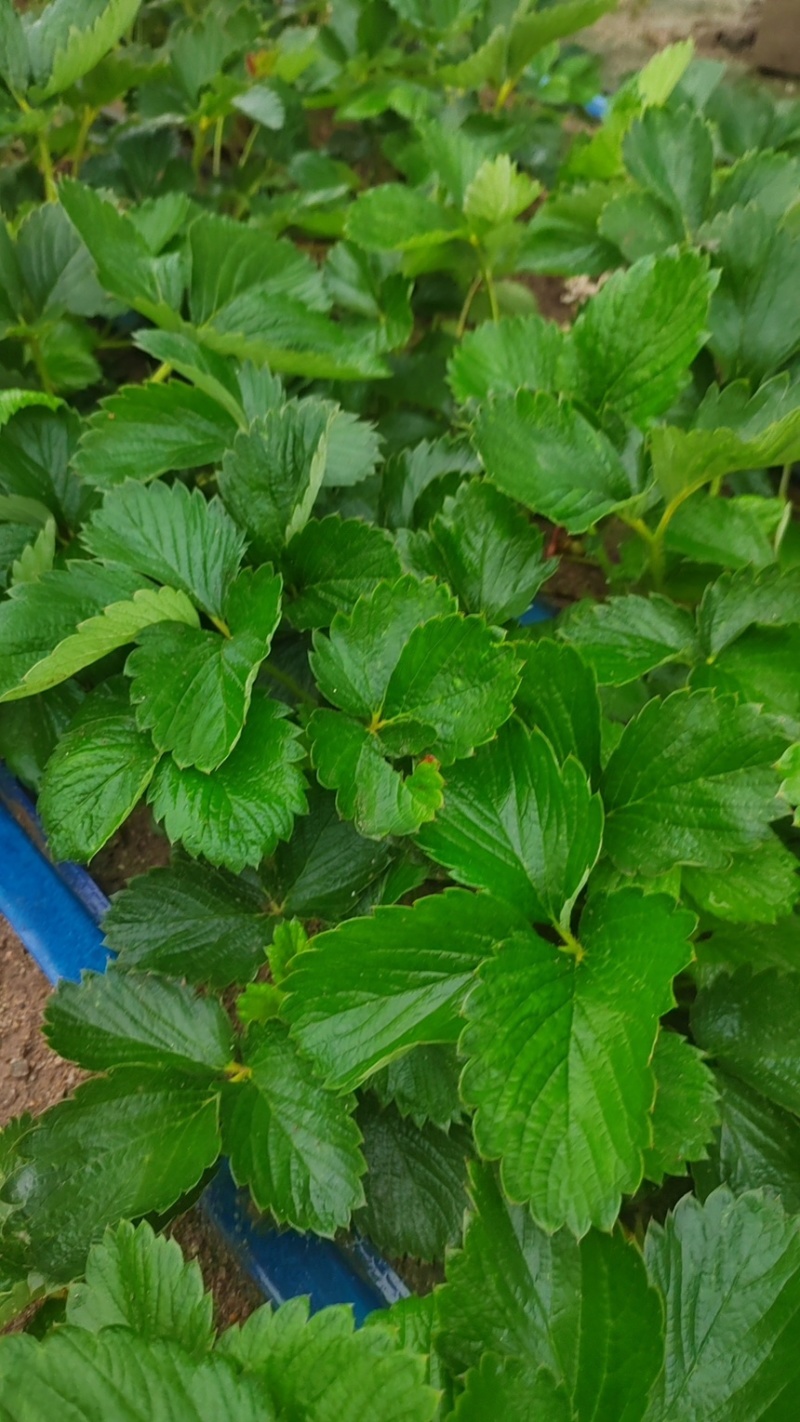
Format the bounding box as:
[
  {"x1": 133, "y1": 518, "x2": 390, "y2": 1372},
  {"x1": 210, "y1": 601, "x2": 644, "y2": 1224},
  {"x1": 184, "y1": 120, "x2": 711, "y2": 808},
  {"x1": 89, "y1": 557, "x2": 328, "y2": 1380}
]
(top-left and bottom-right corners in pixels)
[{"x1": 1, "y1": 0, "x2": 800, "y2": 1417}]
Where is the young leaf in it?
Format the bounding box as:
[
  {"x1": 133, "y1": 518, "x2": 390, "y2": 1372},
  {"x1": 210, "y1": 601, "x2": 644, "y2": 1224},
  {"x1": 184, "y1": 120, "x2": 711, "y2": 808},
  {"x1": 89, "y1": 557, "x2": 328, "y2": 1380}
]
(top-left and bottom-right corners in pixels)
[
  {"x1": 218, "y1": 401, "x2": 331, "y2": 563},
  {"x1": 45, "y1": 968, "x2": 234, "y2": 1076},
  {"x1": 706, "y1": 204, "x2": 800, "y2": 381},
  {"x1": 356, "y1": 1098, "x2": 469, "y2": 1260},
  {"x1": 474, "y1": 391, "x2": 632, "y2": 533},
  {"x1": 461, "y1": 890, "x2": 694, "y2": 1234},
  {"x1": 438, "y1": 1163, "x2": 664, "y2": 1419},
  {"x1": 558, "y1": 594, "x2": 698, "y2": 685},
  {"x1": 448, "y1": 314, "x2": 565, "y2": 404},
  {"x1": 282, "y1": 516, "x2": 402, "y2": 630},
  {"x1": 283, "y1": 889, "x2": 525, "y2": 1090},
  {"x1": 308, "y1": 709, "x2": 444, "y2": 839},
  {"x1": 222, "y1": 1021, "x2": 365, "y2": 1235},
  {"x1": 645, "y1": 1189, "x2": 800, "y2": 1420},
  {"x1": 693, "y1": 966, "x2": 800, "y2": 1115},
  {"x1": 103, "y1": 861, "x2": 269, "y2": 987},
  {"x1": 148, "y1": 692, "x2": 306, "y2": 873},
  {"x1": 66, "y1": 1221, "x2": 214, "y2": 1358},
  {"x1": 570, "y1": 250, "x2": 715, "y2": 425},
  {"x1": 513, "y1": 640, "x2": 602, "y2": 781},
  {"x1": 73, "y1": 384, "x2": 238, "y2": 488},
  {"x1": 419, "y1": 721, "x2": 603, "y2": 929},
  {"x1": 463, "y1": 155, "x2": 539, "y2": 226},
  {"x1": 85, "y1": 480, "x2": 245, "y2": 620},
  {"x1": 38, "y1": 687, "x2": 161, "y2": 862},
  {"x1": 644, "y1": 1032, "x2": 719, "y2": 1185},
  {"x1": 602, "y1": 691, "x2": 787, "y2": 876}
]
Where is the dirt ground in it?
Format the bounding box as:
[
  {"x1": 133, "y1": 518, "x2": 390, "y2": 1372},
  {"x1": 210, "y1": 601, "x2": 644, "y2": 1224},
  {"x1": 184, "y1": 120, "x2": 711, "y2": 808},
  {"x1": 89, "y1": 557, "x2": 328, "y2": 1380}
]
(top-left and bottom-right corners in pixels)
[{"x1": 585, "y1": 0, "x2": 765, "y2": 79}]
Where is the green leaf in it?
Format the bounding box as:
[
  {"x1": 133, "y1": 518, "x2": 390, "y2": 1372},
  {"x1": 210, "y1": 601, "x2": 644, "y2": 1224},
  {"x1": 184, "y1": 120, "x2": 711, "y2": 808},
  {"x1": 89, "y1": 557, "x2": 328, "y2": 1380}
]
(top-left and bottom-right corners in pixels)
[
  {"x1": 59, "y1": 181, "x2": 183, "y2": 330},
  {"x1": 218, "y1": 401, "x2": 331, "y2": 563},
  {"x1": 2, "y1": 1070, "x2": 221, "y2": 1281},
  {"x1": 602, "y1": 691, "x2": 787, "y2": 876},
  {"x1": 461, "y1": 891, "x2": 694, "y2": 1233},
  {"x1": 696, "y1": 566, "x2": 800, "y2": 660},
  {"x1": 474, "y1": 391, "x2": 632, "y2": 534},
  {"x1": 356, "y1": 1098, "x2": 469, "y2": 1260},
  {"x1": 694, "y1": 627, "x2": 800, "y2": 733},
  {"x1": 513, "y1": 640, "x2": 602, "y2": 781},
  {"x1": 9, "y1": 515, "x2": 55, "y2": 586},
  {"x1": 66, "y1": 1220, "x2": 214, "y2": 1357},
  {"x1": 188, "y1": 212, "x2": 326, "y2": 328},
  {"x1": 0, "y1": 0, "x2": 29, "y2": 94},
  {"x1": 322, "y1": 409, "x2": 383, "y2": 488},
  {"x1": 682, "y1": 834, "x2": 799, "y2": 925},
  {"x1": 0, "y1": 1329, "x2": 270, "y2": 1422},
  {"x1": 623, "y1": 105, "x2": 713, "y2": 232},
  {"x1": 651, "y1": 384, "x2": 800, "y2": 504},
  {"x1": 268, "y1": 784, "x2": 398, "y2": 921},
  {"x1": 148, "y1": 692, "x2": 306, "y2": 872},
  {"x1": 283, "y1": 516, "x2": 401, "y2": 630},
  {"x1": 223, "y1": 1021, "x2": 365, "y2": 1235},
  {"x1": 519, "y1": 185, "x2": 621, "y2": 278},
  {"x1": 644, "y1": 1032, "x2": 719, "y2": 1185},
  {"x1": 283, "y1": 889, "x2": 524, "y2": 1091},
  {"x1": 706, "y1": 204, "x2": 800, "y2": 381},
  {"x1": 0, "y1": 681, "x2": 82, "y2": 792},
  {"x1": 1, "y1": 585, "x2": 198, "y2": 703},
  {"x1": 693, "y1": 1070, "x2": 800, "y2": 1215},
  {"x1": 85, "y1": 480, "x2": 246, "y2": 620},
  {"x1": 308, "y1": 709, "x2": 444, "y2": 839},
  {"x1": 370, "y1": 1044, "x2": 463, "y2": 1131},
  {"x1": 570, "y1": 251, "x2": 715, "y2": 425},
  {"x1": 45, "y1": 967, "x2": 234, "y2": 1076},
  {"x1": 103, "y1": 861, "x2": 269, "y2": 987},
  {"x1": 127, "y1": 567, "x2": 282, "y2": 772},
  {"x1": 693, "y1": 967, "x2": 800, "y2": 1115},
  {"x1": 38, "y1": 687, "x2": 161, "y2": 862},
  {"x1": 346, "y1": 185, "x2": 466, "y2": 252},
  {"x1": 73, "y1": 383, "x2": 238, "y2": 488},
  {"x1": 599, "y1": 188, "x2": 684, "y2": 263},
  {"x1": 644, "y1": 1189, "x2": 800, "y2": 1420},
  {"x1": 663, "y1": 492, "x2": 783, "y2": 570},
  {"x1": 38, "y1": 0, "x2": 142, "y2": 99},
  {"x1": 438, "y1": 1163, "x2": 664, "y2": 1419},
  {"x1": 694, "y1": 915, "x2": 800, "y2": 979},
  {"x1": 712, "y1": 150, "x2": 800, "y2": 222},
  {"x1": 448, "y1": 314, "x2": 565, "y2": 403},
  {"x1": 451, "y1": 1356, "x2": 571, "y2": 1422},
  {"x1": 419, "y1": 721, "x2": 603, "y2": 929},
  {"x1": 409, "y1": 480, "x2": 557, "y2": 623},
  {"x1": 506, "y1": 0, "x2": 618, "y2": 79},
  {"x1": 558, "y1": 594, "x2": 698, "y2": 685},
  {"x1": 463, "y1": 156, "x2": 539, "y2": 226},
  {"x1": 0, "y1": 390, "x2": 62, "y2": 430}
]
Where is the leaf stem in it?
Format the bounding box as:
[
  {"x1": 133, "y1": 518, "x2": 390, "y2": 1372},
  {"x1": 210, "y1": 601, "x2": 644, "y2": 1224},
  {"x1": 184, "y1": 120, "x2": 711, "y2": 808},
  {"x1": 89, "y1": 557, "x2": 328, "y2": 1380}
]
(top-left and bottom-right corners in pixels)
[
  {"x1": 557, "y1": 923, "x2": 585, "y2": 962},
  {"x1": 149, "y1": 361, "x2": 173, "y2": 384},
  {"x1": 493, "y1": 76, "x2": 514, "y2": 113},
  {"x1": 778, "y1": 461, "x2": 793, "y2": 502},
  {"x1": 212, "y1": 117, "x2": 224, "y2": 179},
  {"x1": 456, "y1": 272, "x2": 482, "y2": 338},
  {"x1": 36, "y1": 129, "x2": 58, "y2": 202},
  {"x1": 71, "y1": 105, "x2": 97, "y2": 176}
]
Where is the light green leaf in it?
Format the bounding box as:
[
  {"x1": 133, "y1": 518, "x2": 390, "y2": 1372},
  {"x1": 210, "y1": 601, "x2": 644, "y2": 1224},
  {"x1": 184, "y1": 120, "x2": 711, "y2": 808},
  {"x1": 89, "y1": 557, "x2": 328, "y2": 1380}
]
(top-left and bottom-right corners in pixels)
[
  {"x1": 693, "y1": 1070, "x2": 800, "y2": 1216},
  {"x1": 73, "y1": 383, "x2": 238, "y2": 487},
  {"x1": 636, "y1": 38, "x2": 695, "y2": 105},
  {"x1": 697, "y1": 565, "x2": 800, "y2": 660},
  {"x1": 602, "y1": 691, "x2": 787, "y2": 876},
  {"x1": 448, "y1": 313, "x2": 565, "y2": 403},
  {"x1": 356, "y1": 1098, "x2": 469, "y2": 1260},
  {"x1": 148, "y1": 692, "x2": 306, "y2": 872},
  {"x1": 507, "y1": 0, "x2": 618, "y2": 79},
  {"x1": 438, "y1": 1163, "x2": 664, "y2": 1419},
  {"x1": 66, "y1": 1220, "x2": 214, "y2": 1357},
  {"x1": 663, "y1": 493, "x2": 783, "y2": 570},
  {"x1": 218, "y1": 400, "x2": 331, "y2": 563},
  {"x1": 103, "y1": 861, "x2": 269, "y2": 988},
  {"x1": 644, "y1": 1032, "x2": 719, "y2": 1185},
  {"x1": 476, "y1": 389, "x2": 632, "y2": 533},
  {"x1": 558, "y1": 594, "x2": 698, "y2": 685},
  {"x1": 85, "y1": 480, "x2": 246, "y2": 620},
  {"x1": 623, "y1": 105, "x2": 713, "y2": 232},
  {"x1": 599, "y1": 188, "x2": 684, "y2": 263},
  {"x1": 514, "y1": 638, "x2": 602, "y2": 780},
  {"x1": 346, "y1": 185, "x2": 466, "y2": 252},
  {"x1": 39, "y1": 0, "x2": 142, "y2": 99},
  {"x1": 283, "y1": 889, "x2": 524, "y2": 1091},
  {"x1": 0, "y1": 0, "x2": 29, "y2": 93},
  {"x1": 706, "y1": 204, "x2": 800, "y2": 381},
  {"x1": 462, "y1": 891, "x2": 694, "y2": 1233},
  {"x1": 463, "y1": 156, "x2": 539, "y2": 226},
  {"x1": 419, "y1": 721, "x2": 603, "y2": 929},
  {"x1": 570, "y1": 250, "x2": 715, "y2": 425},
  {"x1": 223, "y1": 1021, "x2": 365, "y2": 1235},
  {"x1": 59, "y1": 181, "x2": 183, "y2": 330},
  {"x1": 38, "y1": 687, "x2": 161, "y2": 862},
  {"x1": 45, "y1": 967, "x2": 234, "y2": 1076},
  {"x1": 693, "y1": 967, "x2": 800, "y2": 1115},
  {"x1": 651, "y1": 395, "x2": 800, "y2": 504},
  {"x1": 308, "y1": 709, "x2": 444, "y2": 839},
  {"x1": 9, "y1": 515, "x2": 55, "y2": 586},
  {"x1": 645, "y1": 1189, "x2": 800, "y2": 1420},
  {"x1": 0, "y1": 389, "x2": 62, "y2": 430},
  {"x1": 283, "y1": 516, "x2": 402, "y2": 630}
]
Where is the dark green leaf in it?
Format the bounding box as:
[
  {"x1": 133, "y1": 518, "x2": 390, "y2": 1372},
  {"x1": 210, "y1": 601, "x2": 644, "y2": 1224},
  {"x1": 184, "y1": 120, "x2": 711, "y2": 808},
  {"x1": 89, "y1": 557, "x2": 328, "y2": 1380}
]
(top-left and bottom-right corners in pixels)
[
  {"x1": 73, "y1": 384, "x2": 238, "y2": 488},
  {"x1": 513, "y1": 639, "x2": 602, "y2": 781},
  {"x1": 682, "y1": 835, "x2": 799, "y2": 925},
  {"x1": 448, "y1": 314, "x2": 565, "y2": 403},
  {"x1": 693, "y1": 966, "x2": 800, "y2": 1115},
  {"x1": 218, "y1": 401, "x2": 331, "y2": 563},
  {"x1": 558, "y1": 594, "x2": 698, "y2": 686},
  {"x1": 706, "y1": 204, "x2": 800, "y2": 380},
  {"x1": 370, "y1": 1044, "x2": 463, "y2": 1131},
  {"x1": 623, "y1": 106, "x2": 713, "y2": 232},
  {"x1": 693, "y1": 1070, "x2": 800, "y2": 1215},
  {"x1": 269, "y1": 785, "x2": 395, "y2": 921},
  {"x1": 356, "y1": 1098, "x2": 469, "y2": 1260},
  {"x1": 282, "y1": 516, "x2": 401, "y2": 630},
  {"x1": 644, "y1": 1031, "x2": 719, "y2": 1185}
]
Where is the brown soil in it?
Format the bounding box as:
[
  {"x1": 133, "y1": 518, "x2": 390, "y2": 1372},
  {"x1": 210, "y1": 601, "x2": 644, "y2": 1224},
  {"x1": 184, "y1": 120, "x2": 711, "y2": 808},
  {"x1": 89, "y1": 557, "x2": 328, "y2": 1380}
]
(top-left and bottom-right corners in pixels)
[
  {"x1": 0, "y1": 918, "x2": 84, "y2": 1125},
  {"x1": 169, "y1": 1208, "x2": 264, "y2": 1332},
  {"x1": 90, "y1": 804, "x2": 171, "y2": 897},
  {"x1": 584, "y1": 0, "x2": 765, "y2": 83}
]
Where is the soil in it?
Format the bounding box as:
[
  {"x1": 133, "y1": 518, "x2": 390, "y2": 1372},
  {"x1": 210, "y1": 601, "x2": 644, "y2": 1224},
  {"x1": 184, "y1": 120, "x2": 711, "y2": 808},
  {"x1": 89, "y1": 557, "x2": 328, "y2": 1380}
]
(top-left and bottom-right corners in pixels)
[
  {"x1": 0, "y1": 918, "x2": 84, "y2": 1125},
  {"x1": 584, "y1": 0, "x2": 766, "y2": 83}
]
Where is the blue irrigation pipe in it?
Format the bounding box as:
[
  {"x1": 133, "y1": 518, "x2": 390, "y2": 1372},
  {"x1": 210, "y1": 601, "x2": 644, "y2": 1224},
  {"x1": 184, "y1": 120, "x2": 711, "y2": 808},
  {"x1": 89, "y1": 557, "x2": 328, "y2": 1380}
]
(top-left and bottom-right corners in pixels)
[{"x1": 0, "y1": 768, "x2": 408, "y2": 1322}]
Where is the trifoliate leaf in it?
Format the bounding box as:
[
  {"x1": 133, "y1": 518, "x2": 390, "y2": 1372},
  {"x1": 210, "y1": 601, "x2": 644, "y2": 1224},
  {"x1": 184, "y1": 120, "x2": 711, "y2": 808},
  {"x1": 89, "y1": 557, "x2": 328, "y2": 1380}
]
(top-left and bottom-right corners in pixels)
[
  {"x1": 370, "y1": 1045, "x2": 463, "y2": 1131},
  {"x1": 448, "y1": 314, "x2": 565, "y2": 404},
  {"x1": 558, "y1": 594, "x2": 699, "y2": 685},
  {"x1": 218, "y1": 401, "x2": 331, "y2": 563},
  {"x1": 346, "y1": 184, "x2": 466, "y2": 252},
  {"x1": 461, "y1": 891, "x2": 694, "y2": 1234},
  {"x1": 602, "y1": 691, "x2": 787, "y2": 876},
  {"x1": 282, "y1": 516, "x2": 402, "y2": 630},
  {"x1": 570, "y1": 250, "x2": 715, "y2": 425},
  {"x1": 308, "y1": 709, "x2": 444, "y2": 839},
  {"x1": 103, "y1": 861, "x2": 269, "y2": 987},
  {"x1": 85, "y1": 480, "x2": 246, "y2": 620},
  {"x1": 623, "y1": 106, "x2": 713, "y2": 232},
  {"x1": 268, "y1": 785, "x2": 396, "y2": 921},
  {"x1": 644, "y1": 1032, "x2": 719, "y2": 1185},
  {"x1": 513, "y1": 639, "x2": 602, "y2": 781},
  {"x1": 73, "y1": 383, "x2": 238, "y2": 488},
  {"x1": 693, "y1": 1070, "x2": 800, "y2": 1215},
  {"x1": 66, "y1": 1221, "x2": 214, "y2": 1357},
  {"x1": 693, "y1": 626, "x2": 800, "y2": 735},
  {"x1": 283, "y1": 889, "x2": 525, "y2": 1091},
  {"x1": 222, "y1": 1021, "x2": 365, "y2": 1235},
  {"x1": 474, "y1": 391, "x2": 632, "y2": 533},
  {"x1": 463, "y1": 155, "x2": 539, "y2": 226},
  {"x1": 2, "y1": 1069, "x2": 221, "y2": 1281},
  {"x1": 1, "y1": 585, "x2": 199, "y2": 702},
  {"x1": 419, "y1": 721, "x2": 603, "y2": 930},
  {"x1": 706, "y1": 203, "x2": 800, "y2": 380},
  {"x1": 356, "y1": 1098, "x2": 469, "y2": 1260},
  {"x1": 410, "y1": 480, "x2": 557, "y2": 623},
  {"x1": 645, "y1": 1189, "x2": 800, "y2": 1420},
  {"x1": 682, "y1": 835, "x2": 799, "y2": 924},
  {"x1": 696, "y1": 566, "x2": 800, "y2": 660},
  {"x1": 45, "y1": 968, "x2": 234, "y2": 1076},
  {"x1": 38, "y1": 687, "x2": 161, "y2": 862},
  {"x1": 438, "y1": 1163, "x2": 664, "y2": 1419},
  {"x1": 148, "y1": 692, "x2": 306, "y2": 872},
  {"x1": 692, "y1": 966, "x2": 800, "y2": 1115},
  {"x1": 127, "y1": 567, "x2": 282, "y2": 772}
]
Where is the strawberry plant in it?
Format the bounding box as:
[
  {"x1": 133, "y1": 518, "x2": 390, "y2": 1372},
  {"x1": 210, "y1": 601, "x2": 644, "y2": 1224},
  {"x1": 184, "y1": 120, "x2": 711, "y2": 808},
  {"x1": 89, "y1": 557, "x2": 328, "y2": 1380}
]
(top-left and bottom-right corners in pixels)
[{"x1": 1, "y1": 2, "x2": 800, "y2": 1416}]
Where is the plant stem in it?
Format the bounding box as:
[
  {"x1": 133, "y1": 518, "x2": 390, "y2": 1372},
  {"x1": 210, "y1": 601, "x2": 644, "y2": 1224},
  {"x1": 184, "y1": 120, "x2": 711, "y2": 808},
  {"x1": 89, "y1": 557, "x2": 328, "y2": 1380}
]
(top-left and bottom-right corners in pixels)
[
  {"x1": 493, "y1": 76, "x2": 514, "y2": 113},
  {"x1": 36, "y1": 129, "x2": 58, "y2": 201},
  {"x1": 237, "y1": 123, "x2": 259, "y2": 170},
  {"x1": 455, "y1": 272, "x2": 482, "y2": 338},
  {"x1": 149, "y1": 361, "x2": 172, "y2": 384},
  {"x1": 557, "y1": 923, "x2": 585, "y2": 962},
  {"x1": 779, "y1": 461, "x2": 793, "y2": 501},
  {"x1": 71, "y1": 105, "x2": 97, "y2": 176},
  {"x1": 212, "y1": 117, "x2": 224, "y2": 178}
]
